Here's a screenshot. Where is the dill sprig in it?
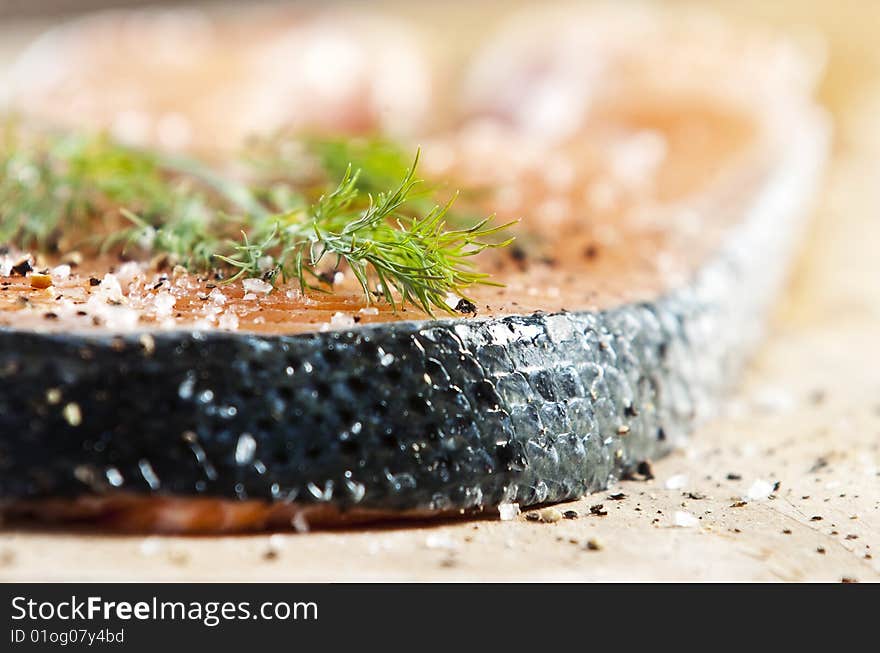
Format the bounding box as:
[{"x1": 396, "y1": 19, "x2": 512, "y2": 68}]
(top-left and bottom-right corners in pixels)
[
  {"x1": 0, "y1": 121, "x2": 515, "y2": 314},
  {"x1": 0, "y1": 122, "x2": 212, "y2": 256},
  {"x1": 218, "y1": 154, "x2": 515, "y2": 314}
]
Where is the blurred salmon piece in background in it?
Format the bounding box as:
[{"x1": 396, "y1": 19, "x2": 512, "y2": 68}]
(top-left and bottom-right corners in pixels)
[{"x1": 2, "y1": 5, "x2": 433, "y2": 153}]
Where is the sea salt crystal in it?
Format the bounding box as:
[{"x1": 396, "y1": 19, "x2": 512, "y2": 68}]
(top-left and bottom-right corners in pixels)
[
  {"x1": 673, "y1": 511, "x2": 699, "y2": 528},
  {"x1": 665, "y1": 474, "x2": 688, "y2": 490},
  {"x1": 242, "y1": 278, "x2": 272, "y2": 295},
  {"x1": 152, "y1": 291, "x2": 176, "y2": 317},
  {"x1": 243, "y1": 293, "x2": 258, "y2": 301},
  {"x1": 425, "y1": 534, "x2": 458, "y2": 551},
  {"x1": 114, "y1": 261, "x2": 143, "y2": 288},
  {"x1": 97, "y1": 274, "x2": 124, "y2": 303},
  {"x1": 747, "y1": 479, "x2": 775, "y2": 501},
  {"x1": 86, "y1": 298, "x2": 140, "y2": 330},
  {"x1": 264, "y1": 534, "x2": 286, "y2": 558},
  {"x1": 218, "y1": 311, "x2": 239, "y2": 331},
  {"x1": 330, "y1": 312, "x2": 355, "y2": 328},
  {"x1": 51, "y1": 264, "x2": 71, "y2": 280},
  {"x1": 498, "y1": 503, "x2": 520, "y2": 521},
  {"x1": 202, "y1": 305, "x2": 221, "y2": 323},
  {"x1": 208, "y1": 288, "x2": 227, "y2": 305},
  {"x1": 0, "y1": 254, "x2": 15, "y2": 276},
  {"x1": 359, "y1": 307, "x2": 379, "y2": 316},
  {"x1": 139, "y1": 537, "x2": 163, "y2": 557},
  {"x1": 114, "y1": 307, "x2": 142, "y2": 330}
]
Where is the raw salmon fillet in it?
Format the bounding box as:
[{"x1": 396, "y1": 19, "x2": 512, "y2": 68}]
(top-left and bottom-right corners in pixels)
[{"x1": 0, "y1": 4, "x2": 828, "y2": 532}]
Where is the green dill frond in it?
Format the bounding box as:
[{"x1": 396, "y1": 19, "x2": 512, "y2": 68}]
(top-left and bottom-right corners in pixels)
[
  {"x1": 0, "y1": 123, "x2": 208, "y2": 254},
  {"x1": 220, "y1": 150, "x2": 516, "y2": 315},
  {"x1": 306, "y1": 135, "x2": 427, "y2": 197},
  {"x1": 0, "y1": 119, "x2": 515, "y2": 315}
]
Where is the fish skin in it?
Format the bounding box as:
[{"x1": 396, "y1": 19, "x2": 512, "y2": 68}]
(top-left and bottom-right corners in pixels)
[
  {"x1": 0, "y1": 241, "x2": 782, "y2": 512},
  {"x1": 0, "y1": 113, "x2": 826, "y2": 517},
  {"x1": 2, "y1": 309, "x2": 664, "y2": 509}
]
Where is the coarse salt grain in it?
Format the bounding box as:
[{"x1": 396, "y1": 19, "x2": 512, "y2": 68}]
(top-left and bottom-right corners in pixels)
[
  {"x1": 51, "y1": 264, "x2": 71, "y2": 280},
  {"x1": 242, "y1": 278, "x2": 272, "y2": 295},
  {"x1": 139, "y1": 537, "x2": 162, "y2": 556},
  {"x1": 152, "y1": 291, "x2": 176, "y2": 317},
  {"x1": 425, "y1": 534, "x2": 458, "y2": 551},
  {"x1": 114, "y1": 261, "x2": 143, "y2": 288},
  {"x1": 218, "y1": 311, "x2": 239, "y2": 330},
  {"x1": 85, "y1": 300, "x2": 140, "y2": 330},
  {"x1": 208, "y1": 288, "x2": 227, "y2": 305},
  {"x1": 746, "y1": 479, "x2": 775, "y2": 501},
  {"x1": 97, "y1": 274, "x2": 124, "y2": 303},
  {"x1": 330, "y1": 312, "x2": 356, "y2": 328},
  {"x1": 673, "y1": 511, "x2": 699, "y2": 528},
  {"x1": 264, "y1": 534, "x2": 285, "y2": 558},
  {"x1": 498, "y1": 503, "x2": 520, "y2": 521},
  {"x1": 665, "y1": 474, "x2": 688, "y2": 490}
]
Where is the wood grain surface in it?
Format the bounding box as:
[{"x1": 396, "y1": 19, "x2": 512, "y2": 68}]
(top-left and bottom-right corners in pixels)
[{"x1": 0, "y1": 1, "x2": 877, "y2": 581}]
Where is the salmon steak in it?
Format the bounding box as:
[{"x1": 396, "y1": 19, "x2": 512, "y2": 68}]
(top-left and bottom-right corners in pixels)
[{"x1": 0, "y1": 5, "x2": 828, "y2": 531}]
